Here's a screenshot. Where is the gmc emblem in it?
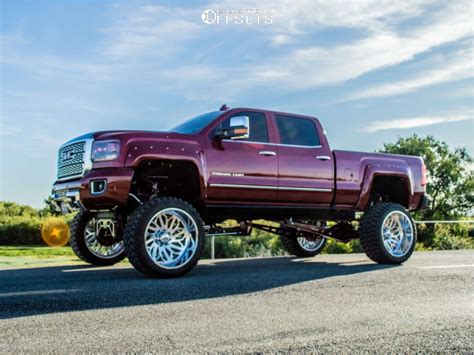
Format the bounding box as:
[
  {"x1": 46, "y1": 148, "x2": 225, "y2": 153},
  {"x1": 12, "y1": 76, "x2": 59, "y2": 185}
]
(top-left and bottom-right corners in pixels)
[{"x1": 61, "y1": 150, "x2": 75, "y2": 162}]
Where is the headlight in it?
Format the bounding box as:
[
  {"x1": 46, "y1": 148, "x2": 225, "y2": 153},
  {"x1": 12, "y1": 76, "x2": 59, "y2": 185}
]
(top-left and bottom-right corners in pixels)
[{"x1": 91, "y1": 140, "x2": 120, "y2": 161}]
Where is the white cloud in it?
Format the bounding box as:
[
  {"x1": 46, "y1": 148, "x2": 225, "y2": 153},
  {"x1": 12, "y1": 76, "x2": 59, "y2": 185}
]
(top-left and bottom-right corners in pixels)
[
  {"x1": 102, "y1": 5, "x2": 201, "y2": 58},
  {"x1": 166, "y1": 1, "x2": 473, "y2": 96},
  {"x1": 0, "y1": 123, "x2": 20, "y2": 137},
  {"x1": 271, "y1": 34, "x2": 292, "y2": 46},
  {"x1": 203, "y1": 0, "x2": 436, "y2": 49},
  {"x1": 254, "y1": 1, "x2": 472, "y2": 89},
  {"x1": 0, "y1": 51, "x2": 121, "y2": 81},
  {"x1": 213, "y1": 0, "x2": 434, "y2": 33},
  {"x1": 345, "y1": 50, "x2": 474, "y2": 100},
  {"x1": 363, "y1": 114, "x2": 473, "y2": 132}
]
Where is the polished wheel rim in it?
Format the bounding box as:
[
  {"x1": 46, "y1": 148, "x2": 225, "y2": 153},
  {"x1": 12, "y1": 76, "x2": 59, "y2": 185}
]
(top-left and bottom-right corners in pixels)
[
  {"x1": 381, "y1": 211, "x2": 414, "y2": 257},
  {"x1": 144, "y1": 208, "x2": 198, "y2": 269},
  {"x1": 84, "y1": 218, "x2": 124, "y2": 259},
  {"x1": 297, "y1": 236, "x2": 325, "y2": 252}
]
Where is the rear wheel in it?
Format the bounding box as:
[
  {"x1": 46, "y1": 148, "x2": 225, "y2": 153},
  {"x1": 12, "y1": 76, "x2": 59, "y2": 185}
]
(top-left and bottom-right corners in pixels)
[
  {"x1": 280, "y1": 221, "x2": 327, "y2": 257},
  {"x1": 69, "y1": 212, "x2": 126, "y2": 266},
  {"x1": 123, "y1": 197, "x2": 205, "y2": 278},
  {"x1": 359, "y1": 202, "x2": 416, "y2": 264}
]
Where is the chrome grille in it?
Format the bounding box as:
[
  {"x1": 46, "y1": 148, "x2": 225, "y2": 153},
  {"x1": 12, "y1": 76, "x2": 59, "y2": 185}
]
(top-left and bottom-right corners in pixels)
[{"x1": 57, "y1": 141, "x2": 86, "y2": 180}]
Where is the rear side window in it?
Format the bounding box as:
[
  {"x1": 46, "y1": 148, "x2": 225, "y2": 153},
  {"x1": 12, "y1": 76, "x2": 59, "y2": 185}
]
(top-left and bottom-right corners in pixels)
[
  {"x1": 275, "y1": 115, "x2": 320, "y2": 146},
  {"x1": 215, "y1": 111, "x2": 269, "y2": 143}
]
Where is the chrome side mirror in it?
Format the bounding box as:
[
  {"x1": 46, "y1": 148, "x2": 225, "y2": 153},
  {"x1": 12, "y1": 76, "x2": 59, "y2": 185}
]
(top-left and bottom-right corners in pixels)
[
  {"x1": 229, "y1": 115, "x2": 250, "y2": 139},
  {"x1": 215, "y1": 115, "x2": 250, "y2": 140}
]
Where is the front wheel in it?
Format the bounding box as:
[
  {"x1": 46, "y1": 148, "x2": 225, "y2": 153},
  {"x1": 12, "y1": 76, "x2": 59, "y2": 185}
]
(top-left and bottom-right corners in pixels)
[
  {"x1": 359, "y1": 202, "x2": 416, "y2": 264},
  {"x1": 123, "y1": 197, "x2": 205, "y2": 278},
  {"x1": 69, "y1": 211, "x2": 126, "y2": 266}
]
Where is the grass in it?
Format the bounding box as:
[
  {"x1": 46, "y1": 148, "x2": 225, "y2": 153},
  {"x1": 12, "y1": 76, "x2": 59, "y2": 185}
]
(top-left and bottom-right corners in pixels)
[
  {"x1": 0, "y1": 245, "x2": 75, "y2": 258},
  {"x1": 0, "y1": 245, "x2": 82, "y2": 268}
]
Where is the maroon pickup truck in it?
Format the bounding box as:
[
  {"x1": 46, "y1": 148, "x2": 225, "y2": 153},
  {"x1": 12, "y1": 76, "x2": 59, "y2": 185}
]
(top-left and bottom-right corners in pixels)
[{"x1": 52, "y1": 106, "x2": 430, "y2": 277}]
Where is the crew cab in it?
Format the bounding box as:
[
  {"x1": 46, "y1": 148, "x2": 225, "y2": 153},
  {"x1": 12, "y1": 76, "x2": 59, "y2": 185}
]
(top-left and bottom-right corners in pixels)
[{"x1": 52, "y1": 106, "x2": 430, "y2": 277}]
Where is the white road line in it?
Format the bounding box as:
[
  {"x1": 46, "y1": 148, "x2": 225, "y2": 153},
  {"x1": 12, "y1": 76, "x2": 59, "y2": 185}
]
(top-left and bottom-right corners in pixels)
[
  {"x1": 62, "y1": 266, "x2": 129, "y2": 272},
  {"x1": 0, "y1": 289, "x2": 80, "y2": 297},
  {"x1": 418, "y1": 264, "x2": 474, "y2": 269}
]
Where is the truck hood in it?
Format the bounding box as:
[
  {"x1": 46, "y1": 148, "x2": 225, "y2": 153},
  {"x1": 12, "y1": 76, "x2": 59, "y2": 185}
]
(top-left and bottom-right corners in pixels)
[
  {"x1": 82, "y1": 129, "x2": 203, "y2": 168},
  {"x1": 92, "y1": 130, "x2": 196, "y2": 142},
  {"x1": 62, "y1": 130, "x2": 198, "y2": 147}
]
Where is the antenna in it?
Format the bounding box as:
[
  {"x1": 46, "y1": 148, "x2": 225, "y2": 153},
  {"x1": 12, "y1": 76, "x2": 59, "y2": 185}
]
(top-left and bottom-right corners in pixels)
[{"x1": 220, "y1": 104, "x2": 229, "y2": 111}]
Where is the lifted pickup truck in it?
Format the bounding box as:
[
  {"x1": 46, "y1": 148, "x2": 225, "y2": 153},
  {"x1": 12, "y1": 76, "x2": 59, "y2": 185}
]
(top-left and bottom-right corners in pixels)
[{"x1": 52, "y1": 106, "x2": 430, "y2": 277}]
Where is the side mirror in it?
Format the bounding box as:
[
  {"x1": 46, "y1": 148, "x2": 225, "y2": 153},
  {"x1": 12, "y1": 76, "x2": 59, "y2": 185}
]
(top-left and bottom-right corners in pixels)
[{"x1": 214, "y1": 115, "x2": 250, "y2": 140}]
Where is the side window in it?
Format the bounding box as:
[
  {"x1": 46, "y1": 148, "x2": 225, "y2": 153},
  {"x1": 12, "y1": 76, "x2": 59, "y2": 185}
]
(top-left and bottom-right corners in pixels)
[
  {"x1": 275, "y1": 115, "x2": 320, "y2": 146},
  {"x1": 215, "y1": 112, "x2": 269, "y2": 143}
]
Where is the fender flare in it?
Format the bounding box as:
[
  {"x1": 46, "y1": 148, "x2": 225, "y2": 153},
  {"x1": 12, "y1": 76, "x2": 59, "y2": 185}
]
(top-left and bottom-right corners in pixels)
[
  {"x1": 125, "y1": 141, "x2": 207, "y2": 202},
  {"x1": 356, "y1": 163, "x2": 414, "y2": 210}
]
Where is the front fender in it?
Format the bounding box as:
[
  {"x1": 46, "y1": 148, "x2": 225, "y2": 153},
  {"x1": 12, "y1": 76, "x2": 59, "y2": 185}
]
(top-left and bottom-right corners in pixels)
[{"x1": 124, "y1": 140, "x2": 206, "y2": 201}]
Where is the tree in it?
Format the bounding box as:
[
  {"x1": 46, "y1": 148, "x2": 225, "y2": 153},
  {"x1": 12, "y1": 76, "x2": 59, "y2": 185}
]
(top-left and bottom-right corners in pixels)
[
  {"x1": 40, "y1": 196, "x2": 62, "y2": 217},
  {"x1": 380, "y1": 135, "x2": 473, "y2": 220},
  {"x1": 0, "y1": 201, "x2": 39, "y2": 219}
]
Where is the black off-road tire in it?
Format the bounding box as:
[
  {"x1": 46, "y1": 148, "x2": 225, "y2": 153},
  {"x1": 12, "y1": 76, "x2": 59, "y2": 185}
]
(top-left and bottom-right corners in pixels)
[
  {"x1": 70, "y1": 211, "x2": 126, "y2": 266},
  {"x1": 123, "y1": 197, "x2": 205, "y2": 278},
  {"x1": 359, "y1": 202, "x2": 417, "y2": 264},
  {"x1": 280, "y1": 234, "x2": 327, "y2": 257}
]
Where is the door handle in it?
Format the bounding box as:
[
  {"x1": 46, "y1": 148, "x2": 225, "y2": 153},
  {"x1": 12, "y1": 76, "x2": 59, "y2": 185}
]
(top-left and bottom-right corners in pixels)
[
  {"x1": 259, "y1": 151, "x2": 277, "y2": 157},
  {"x1": 316, "y1": 155, "x2": 331, "y2": 161}
]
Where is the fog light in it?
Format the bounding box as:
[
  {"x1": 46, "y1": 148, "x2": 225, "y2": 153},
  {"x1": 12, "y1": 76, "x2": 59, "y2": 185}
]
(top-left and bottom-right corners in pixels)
[{"x1": 91, "y1": 179, "x2": 107, "y2": 195}]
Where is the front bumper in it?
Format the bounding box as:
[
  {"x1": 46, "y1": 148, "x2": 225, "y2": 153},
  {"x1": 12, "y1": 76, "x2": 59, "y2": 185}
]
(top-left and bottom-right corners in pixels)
[{"x1": 51, "y1": 168, "x2": 134, "y2": 213}]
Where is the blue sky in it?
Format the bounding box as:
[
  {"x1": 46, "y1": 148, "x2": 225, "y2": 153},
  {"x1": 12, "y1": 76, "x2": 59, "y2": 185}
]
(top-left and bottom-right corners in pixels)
[{"x1": 1, "y1": 0, "x2": 473, "y2": 207}]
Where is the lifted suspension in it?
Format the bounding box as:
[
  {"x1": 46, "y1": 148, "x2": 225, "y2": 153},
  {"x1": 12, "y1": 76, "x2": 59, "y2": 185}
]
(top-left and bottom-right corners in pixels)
[{"x1": 205, "y1": 220, "x2": 359, "y2": 243}]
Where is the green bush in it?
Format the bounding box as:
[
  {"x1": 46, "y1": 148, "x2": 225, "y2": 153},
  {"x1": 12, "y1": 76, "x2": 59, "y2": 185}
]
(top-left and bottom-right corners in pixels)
[
  {"x1": 0, "y1": 216, "x2": 43, "y2": 245},
  {"x1": 430, "y1": 224, "x2": 474, "y2": 250},
  {"x1": 1, "y1": 201, "x2": 472, "y2": 253},
  {"x1": 415, "y1": 222, "x2": 474, "y2": 250},
  {"x1": 323, "y1": 239, "x2": 352, "y2": 254},
  {"x1": 0, "y1": 202, "x2": 74, "y2": 245},
  {"x1": 202, "y1": 220, "x2": 285, "y2": 258},
  {"x1": 321, "y1": 239, "x2": 362, "y2": 254}
]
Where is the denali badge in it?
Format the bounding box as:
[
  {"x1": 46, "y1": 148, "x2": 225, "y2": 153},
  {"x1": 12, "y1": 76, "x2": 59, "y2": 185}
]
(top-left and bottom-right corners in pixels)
[{"x1": 212, "y1": 172, "x2": 245, "y2": 177}]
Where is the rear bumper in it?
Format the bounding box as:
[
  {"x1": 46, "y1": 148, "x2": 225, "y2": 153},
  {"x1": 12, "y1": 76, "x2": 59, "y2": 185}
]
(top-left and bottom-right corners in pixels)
[
  {"x1": 417, "y1": 194, "x2": 432, "y2": 211},
  {"x1": 51, "y1": 168, "x2": 134, "y2": 213}
]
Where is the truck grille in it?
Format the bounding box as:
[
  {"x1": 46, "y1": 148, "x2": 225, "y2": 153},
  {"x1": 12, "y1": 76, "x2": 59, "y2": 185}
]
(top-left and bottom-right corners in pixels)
[{"x1": 57, "y1": 141, "x2": 86, "y2": 180}]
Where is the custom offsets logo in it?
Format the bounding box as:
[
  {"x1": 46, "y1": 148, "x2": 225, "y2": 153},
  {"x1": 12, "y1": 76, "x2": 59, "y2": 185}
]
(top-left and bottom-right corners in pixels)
[{"x1": 201, "y1": 8, "x2": 273, "y2": 25}]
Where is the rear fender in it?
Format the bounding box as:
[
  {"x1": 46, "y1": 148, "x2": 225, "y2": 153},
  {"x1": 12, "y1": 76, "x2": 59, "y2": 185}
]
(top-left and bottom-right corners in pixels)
[{"x1": 356, "y1": 163, "x2": 413, "y2": 210}]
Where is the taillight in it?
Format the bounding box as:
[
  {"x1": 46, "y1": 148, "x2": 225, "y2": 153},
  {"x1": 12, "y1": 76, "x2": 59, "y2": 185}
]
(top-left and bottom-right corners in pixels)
[{"x1": 421, "y1": 163, "x2": 427, "y2": 186}]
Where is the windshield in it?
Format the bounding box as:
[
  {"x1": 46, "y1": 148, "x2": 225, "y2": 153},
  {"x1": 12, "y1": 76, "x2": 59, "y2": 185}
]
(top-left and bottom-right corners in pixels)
[{"x1": 170, "y1": 111, "x2": 223, "y2": 134}]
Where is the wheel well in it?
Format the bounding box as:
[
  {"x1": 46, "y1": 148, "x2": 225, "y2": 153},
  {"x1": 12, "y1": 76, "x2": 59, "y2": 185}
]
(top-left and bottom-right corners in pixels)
[
  {"x1": 368, "y1": 176, "x2": 410, "y2": 209},
  {"x1": 130, "y1": 160, "x2": 203, "y2": 211}
]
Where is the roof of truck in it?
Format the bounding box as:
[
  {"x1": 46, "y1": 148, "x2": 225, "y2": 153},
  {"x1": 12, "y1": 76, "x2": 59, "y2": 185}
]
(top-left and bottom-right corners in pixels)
[{"x1": 223, "y1": 106, "x2": 320, "y2": 121}]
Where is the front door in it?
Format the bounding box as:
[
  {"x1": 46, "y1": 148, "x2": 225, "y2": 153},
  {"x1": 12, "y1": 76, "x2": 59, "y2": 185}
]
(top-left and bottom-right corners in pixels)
[
  {"x1": 274, "y1": 114, "x2": 334, "y2": 205},
  {"x1": 205, "y1": 111, "x2": 278, "y2": 202}
]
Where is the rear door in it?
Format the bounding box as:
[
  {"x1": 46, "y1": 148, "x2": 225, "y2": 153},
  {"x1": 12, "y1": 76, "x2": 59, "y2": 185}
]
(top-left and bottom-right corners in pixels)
[
  {"x1": 273, "y1": 114, "x2": 334, "y2": 205},
  {"x1": 205, "y1": 111, "x2": 278, "y2": 202}
]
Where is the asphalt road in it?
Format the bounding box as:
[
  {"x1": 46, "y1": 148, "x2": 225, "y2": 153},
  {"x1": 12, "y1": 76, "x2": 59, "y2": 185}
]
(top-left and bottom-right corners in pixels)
[{"x1": 0, "y1": 251, "x2": 473, "y2": 352}]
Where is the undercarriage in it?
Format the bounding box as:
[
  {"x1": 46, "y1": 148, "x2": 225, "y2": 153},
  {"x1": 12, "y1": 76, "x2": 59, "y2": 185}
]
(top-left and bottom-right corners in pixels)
[{"x1": 205, "y1": 220, "x2": 359, "y2": 243}]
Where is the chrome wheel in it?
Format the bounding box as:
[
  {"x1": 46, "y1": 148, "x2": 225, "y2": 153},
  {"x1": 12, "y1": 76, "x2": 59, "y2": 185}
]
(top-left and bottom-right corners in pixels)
[
  {"x1": 297, "y1": 236, "x2": 325, "y2": 252},
  {"x1": 381, "y1": 211, "x2": 414, "y2": 257},
  {"x1": 144, "y1": 208, "x2": 198, "y2": 270},
  {"x1": 84, "y1": 218, "x2": 124, "y2": 259}
]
